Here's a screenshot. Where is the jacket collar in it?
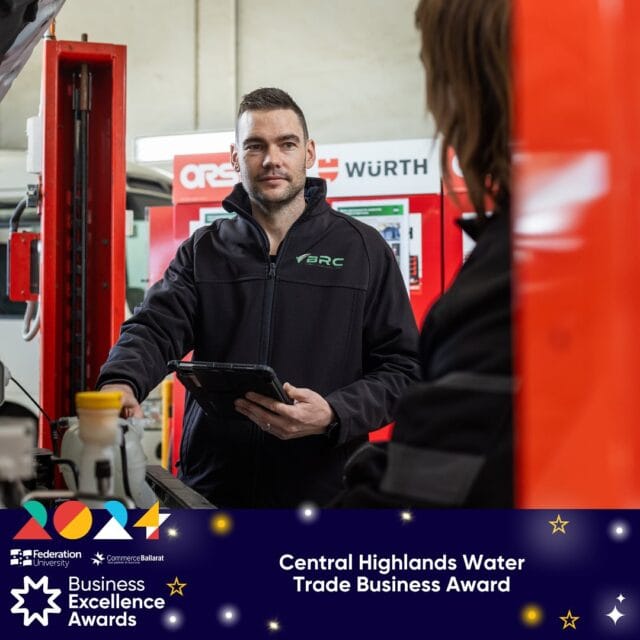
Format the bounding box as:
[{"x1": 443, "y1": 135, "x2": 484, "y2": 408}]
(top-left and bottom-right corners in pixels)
[
  {"x1": 222, "y1": 177, "x2": 329, "y2": 220},
  {"x1": 454, "y1": 193, "x2": 510, "y2": 241}
]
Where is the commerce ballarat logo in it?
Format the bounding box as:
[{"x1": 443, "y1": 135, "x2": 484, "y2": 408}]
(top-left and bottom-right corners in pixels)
[{"x1": 13, "y1": 500, "x2": 170, "y2": 541}]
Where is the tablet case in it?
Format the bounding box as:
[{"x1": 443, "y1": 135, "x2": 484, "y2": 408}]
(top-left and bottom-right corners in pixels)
[{"x1": 168, "y1": 360, "x2": 291, "y2": 418}]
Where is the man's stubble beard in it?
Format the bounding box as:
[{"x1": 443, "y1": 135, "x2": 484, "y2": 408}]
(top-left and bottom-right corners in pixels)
[{"x1": 246, "y1": 163, "x2": 307, "y2": 215}]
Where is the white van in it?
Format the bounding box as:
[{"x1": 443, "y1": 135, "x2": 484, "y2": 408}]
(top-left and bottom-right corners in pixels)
[{"x1": 0, "y1": 150, "x2": 172, "y2": 454}]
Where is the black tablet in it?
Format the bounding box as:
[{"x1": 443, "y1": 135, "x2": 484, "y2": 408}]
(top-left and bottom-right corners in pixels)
[{"x1": 168, "y1": 360, "x2": 292, "y2": 418}]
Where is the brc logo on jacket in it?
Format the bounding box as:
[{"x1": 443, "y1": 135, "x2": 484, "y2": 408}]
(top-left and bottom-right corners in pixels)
[{"x1": 295, "y1": 253, "x2": 344, "y2": 268}]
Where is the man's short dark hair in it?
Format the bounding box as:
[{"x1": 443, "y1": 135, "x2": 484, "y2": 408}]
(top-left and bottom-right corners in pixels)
[{"x1": 236, "y1": 88, "x2": 309, "y2": 140}]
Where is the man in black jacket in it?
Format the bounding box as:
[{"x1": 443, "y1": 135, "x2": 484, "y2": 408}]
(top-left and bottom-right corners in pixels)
[{"x1": 97, "y1": 88, "x2": 420, "y2": 507}]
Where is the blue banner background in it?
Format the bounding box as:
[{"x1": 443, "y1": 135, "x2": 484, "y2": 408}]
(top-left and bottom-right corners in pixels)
[{"x1": 1, "y1": 509, "x2": 638, "y2": 639}]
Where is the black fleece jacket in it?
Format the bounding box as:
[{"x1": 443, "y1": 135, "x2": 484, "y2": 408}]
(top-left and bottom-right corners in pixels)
[
  {"x1": 337, "y1": 208, "x2": 513, "y2": 508},
  {"x1": 97, "y1": 178, "x2": 420, "y2": 507}
]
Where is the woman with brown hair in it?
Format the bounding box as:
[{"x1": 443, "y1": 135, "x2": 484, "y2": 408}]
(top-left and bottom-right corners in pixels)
[{"x1": 338, "y1": 0, "x2": 513, "y2": 507}]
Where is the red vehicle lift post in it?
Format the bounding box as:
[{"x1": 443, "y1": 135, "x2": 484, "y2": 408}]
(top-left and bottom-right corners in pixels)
[{"x1": 38, "y1": 39, "x2": 126, "y2": 450}]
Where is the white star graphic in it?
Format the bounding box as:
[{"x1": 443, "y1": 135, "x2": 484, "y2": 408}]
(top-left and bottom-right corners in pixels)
[
  {"x1": 400, "y1": 510, "x2": 414, "y2": 523},
  {"x1": 606, "y1": 605, "x2": 625, "y2": 626},
  {"x1": 616, "y1": 593, "x2": 626, "y2": 604},
  {"x1": 10, "y1": 576, "x2": 62, "y2": 627}
]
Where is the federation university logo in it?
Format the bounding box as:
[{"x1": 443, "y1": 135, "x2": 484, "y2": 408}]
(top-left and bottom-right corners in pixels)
[
  {"x1": 10, "y1": 549, "x2": 33, "y2": 566},
  {"x1": 10, "y1": 576, "x2": 62, "y2": 627}
]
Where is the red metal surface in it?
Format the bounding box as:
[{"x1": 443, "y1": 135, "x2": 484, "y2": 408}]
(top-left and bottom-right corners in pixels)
[
  {"x1": 148, "y1": 206, "x2": 177, "y2": 287},
  {"x1": 514, "y1": 1, "x2": 640, "y2": 506},
  {"x1": 40, "y1": 40, "x2": 126, "y2": 449},
  {"x1": 7, "y1": 232, "x2": 39, "y2": 302},
  {"x1": 173, "y1": 203, "x2": 205, "y2": 241}
]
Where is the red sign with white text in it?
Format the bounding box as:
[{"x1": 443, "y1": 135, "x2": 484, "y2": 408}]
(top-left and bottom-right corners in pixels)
[{"x1": 172, "y1": 152, "x2": 239, "y2": 204}]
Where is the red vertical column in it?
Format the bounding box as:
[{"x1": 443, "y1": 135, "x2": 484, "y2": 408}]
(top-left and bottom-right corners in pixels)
[
  {"x1": 514, "y1": 1, "x2": 640, "y2": 506},
  {"x1": 40, "y1": 40, "x2": 126, "y2": 449}
]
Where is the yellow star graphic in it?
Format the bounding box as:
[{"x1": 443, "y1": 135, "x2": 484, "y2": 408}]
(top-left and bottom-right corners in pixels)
[
  {"x1": 549, "y1": 514, "x2": 570, "y2": 534},
  {"x1": 559, "y1": 610, "x2": 579, "y2": 629},
  {"x1": 166, "y1": 576, "x2": 187, "y2": 596}
]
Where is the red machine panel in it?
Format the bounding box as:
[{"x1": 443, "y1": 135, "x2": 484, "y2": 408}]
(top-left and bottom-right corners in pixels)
[
  {"x1": 148, "y1": 205, "x2": 177, "y2": 287},
  {"x1": 514, "y1": 0, "x2": 640, "y2": 506},
  {"x1": 40, "y1": 40, "x2": 126, "y2": 449},
  {"x1": 7, "y1": 231, "x2": 39, "y2": 302}
]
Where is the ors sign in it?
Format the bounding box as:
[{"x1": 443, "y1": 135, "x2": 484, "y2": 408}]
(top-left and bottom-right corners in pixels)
[{"x1": 173, "y1": 152, "x2": 239, "y2": 203}]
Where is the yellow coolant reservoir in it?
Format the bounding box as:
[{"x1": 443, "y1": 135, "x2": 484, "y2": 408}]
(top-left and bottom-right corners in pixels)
[{"x1": 75, "y1": 391, "x2": 122, "y2": 501}]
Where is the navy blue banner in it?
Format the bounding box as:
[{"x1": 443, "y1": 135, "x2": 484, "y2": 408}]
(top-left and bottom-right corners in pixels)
[{"x1": 1, "y1": 506, "x2": 638, "y2": 639}]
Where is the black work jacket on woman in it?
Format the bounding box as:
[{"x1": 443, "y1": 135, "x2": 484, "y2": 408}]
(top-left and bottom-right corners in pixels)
[
  {"x1": 97, "y1": 178, "x2": 420, "y2": 507},
  {"x1": 337, "y1": 206, "x2": 513, "y2": 508}
]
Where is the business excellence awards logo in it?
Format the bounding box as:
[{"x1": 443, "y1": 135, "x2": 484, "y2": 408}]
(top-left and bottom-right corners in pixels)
[
  {"x1": 10, "y1": 576, "x2": 62, "y2": 627},
  {"x1": 9, "y1": 574, "x2": 177, "y2": 629}
]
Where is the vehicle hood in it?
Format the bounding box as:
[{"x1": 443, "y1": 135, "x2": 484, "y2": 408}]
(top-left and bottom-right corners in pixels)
[{"x1": 0, "y1": 0, "x2": 66, "y2": 103}]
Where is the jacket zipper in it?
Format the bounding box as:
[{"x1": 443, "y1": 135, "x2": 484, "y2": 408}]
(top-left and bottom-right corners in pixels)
[
  {"x1": 255, "y1": 220, "x2": 298, "y2": 364},
  {"x1": 253, "y1": 260, "x2": 276, "y2": 506},
  {"x1": 260, "y1": 260, "x2": 277, "y2": 363},
  {"x1": 242, "y1": 219, "x2": 273, "y2": 506},
  {"x1": 239, "y1": 212, "x2": 302, "y2": 505},
  {"x1": 261, "y1": 223, "x2": 302, "y2": 363}
]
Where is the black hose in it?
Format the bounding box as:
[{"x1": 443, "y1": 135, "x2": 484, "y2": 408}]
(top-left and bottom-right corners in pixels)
[
  {"x1": 9, "y1": 374, "x2": 54, "y2": 449},
  {"x1": 119, "y1": 423, "x2": 133, "y2": 501},
  {"x1": 9, "y1": 196, "x2": 27, "y2": 232}
]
